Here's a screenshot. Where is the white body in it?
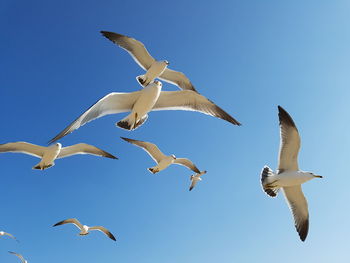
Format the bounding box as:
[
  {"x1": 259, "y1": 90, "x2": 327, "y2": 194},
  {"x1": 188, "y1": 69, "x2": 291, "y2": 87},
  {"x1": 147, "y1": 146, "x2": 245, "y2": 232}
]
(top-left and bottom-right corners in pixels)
[
  {"x1": 35, "y1": 143, "x2": 62, "y2": 169},
  {"x1": 120, "y1": 81, "x2": 162, "y2": 129},
  {"x1": 140, "y1": 61, "x2": 168, "y2": 86},
  {"x1": 265, "y1": 171, "x2": 315, "y2": 188},
  {"x1": 150, "y1": 155, "x2": 175, "y2": 173},
  {"x1": 132, "y1": 81, "x2": 162, "y2": 119},
  {"x1": 80, "y1": 225, "x2": 89, "y2": 235}
]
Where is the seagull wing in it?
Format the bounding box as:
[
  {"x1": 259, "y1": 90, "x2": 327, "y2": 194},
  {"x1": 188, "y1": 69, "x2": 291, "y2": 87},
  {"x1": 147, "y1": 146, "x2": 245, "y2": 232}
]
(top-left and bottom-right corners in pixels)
[
  {"x1": 283, "y1": 186, "x2": 309, "y2": 241},
  {"x1": 159, "y1": 68, "x2": 197, "y2": 92},
  {"x1": 174, "y1": 158, "x2": 201, "y2": 173},
  {"x1": 101, "y1": 31, "x2": 155, "y2": 70},
  {"x1": 49, "y1": 92, "x2": 141, "y2": 143},
  {"x1": 57, "y1": 143, "x2": 118, "y2": 159},
  {"x1": 121, "y1": 137, "x2": 166, "y2": 163},
  {"x1": 277, "y1": 106, "x2": 301, "y2": 171},
  {"x1": 4, "y1": 232, "x2": 17, "y2": 241},
  {"x1": 8, "y1": 252, "x2": 25, "y2": 263},
  {"x1": 53, "y1": 218, "x2": 84, "y2": 231},
  {"x1": 89, "y1": 226, "x2": 116, "y2": 241},
  {"x1": 152, "y1": 91, "x2": 241, "y2": 126},
  {"x1": 0, "y1": 142, "x2": 45, "y2": 158},
  {"x1": 189, "y1": 178, "x2": 198, "y2": 191}
]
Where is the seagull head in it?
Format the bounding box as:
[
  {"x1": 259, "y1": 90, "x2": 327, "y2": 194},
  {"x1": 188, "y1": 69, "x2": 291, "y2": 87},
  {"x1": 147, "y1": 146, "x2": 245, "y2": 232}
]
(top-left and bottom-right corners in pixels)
[
  {"x1": 153, "y1": 80, "x2": 162, "y2": 87},
  {"x1": 53, "y1": 143, "x2": 62, "y2": 149}
]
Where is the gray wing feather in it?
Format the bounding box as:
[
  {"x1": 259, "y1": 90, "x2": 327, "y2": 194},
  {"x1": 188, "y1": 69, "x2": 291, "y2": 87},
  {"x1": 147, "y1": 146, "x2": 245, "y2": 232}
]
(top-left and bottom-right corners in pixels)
[
  {"x1": 89, "y1": 226, "x2": 116, "y2": 241},
  {"x1": 283, "y1": 186, "x2": 309, "y2": 241},
  {"x1": 174, "y1": 158, "x2": 201, "y2": 173},
  {"x1": 57, "y1": 143, "x2": 117, "y2": 159},
  {"x1": 9, "y1": 252, "x2": 25, "y2": 263},
  {"x1": 121, "y1": 137, "x2": 166, "y2": 163},
  {"x1": 0, "y1": 142, "x2": 45, "y2": 158},
  {"x1": 53, "y1": 218, "x2": 84, "y2": 230},
  {"x1": 277, "y1": 106, "x2": 300, "y2": 171},
  {"x1": 152, "y1": 91, "x2": 241, "y2": 126},
  {"x1": 159, "y1": 68, "x2": 197, "y2": 92},
  {"x1": 49, "y1": 92, "x2": 140, "y2": 143},
  {"x1": 101, "y1": 31, "x2": 155, "y2": 70}
]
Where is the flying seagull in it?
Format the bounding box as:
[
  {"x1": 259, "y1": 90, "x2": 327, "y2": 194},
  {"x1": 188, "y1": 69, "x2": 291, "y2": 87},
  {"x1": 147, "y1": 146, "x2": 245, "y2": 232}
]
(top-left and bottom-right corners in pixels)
[
  {"x1": 121, "y1": 137, "x2": 205, "y2": 174},
  {"x1": 101, "y1": 30, "x2": 197, "y2": 92},
  {"x1": 49, "y1": 81, "x2": 240, "y2": 143},
  {"x1": 53, "y1": 218, "x2": 116, "y2": 241},
  {"x1": 0, "y1": 231, "x2": 18, "y2": 242},
  {"x1": 8, "y1": 252, "x2": 27, "y2": 263},
  {"x1": 260, "y1": 106, "x2": 322, "y2": 241},
  {"x1": 189, "y1": 170, "x2": 207, "y2": 191},
  {"x1": 0, "y1": 142, "x2": 117, "y2": 170}
]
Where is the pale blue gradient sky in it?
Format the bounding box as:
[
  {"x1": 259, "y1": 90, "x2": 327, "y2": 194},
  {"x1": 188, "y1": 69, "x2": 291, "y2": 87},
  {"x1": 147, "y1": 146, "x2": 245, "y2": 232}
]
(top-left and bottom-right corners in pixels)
[{"x1": 0, "y1": 1, "x2": 350, "y2": 262}]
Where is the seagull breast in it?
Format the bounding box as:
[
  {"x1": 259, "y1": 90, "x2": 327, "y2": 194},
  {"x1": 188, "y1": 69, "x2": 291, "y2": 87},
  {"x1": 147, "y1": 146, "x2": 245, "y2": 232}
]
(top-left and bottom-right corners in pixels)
[{"x1": 132, "y1": 82, "x2": 162, "y2": 118}]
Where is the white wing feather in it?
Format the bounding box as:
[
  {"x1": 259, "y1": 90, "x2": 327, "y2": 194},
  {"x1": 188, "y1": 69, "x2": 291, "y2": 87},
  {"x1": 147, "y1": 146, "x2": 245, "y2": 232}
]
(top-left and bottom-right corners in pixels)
[
  {"x1": 0, "y1": 142, "x2": 45, "y2": 158},
  {"x1": 121, "y1": 137, "x2": 166, "y2": 163}
]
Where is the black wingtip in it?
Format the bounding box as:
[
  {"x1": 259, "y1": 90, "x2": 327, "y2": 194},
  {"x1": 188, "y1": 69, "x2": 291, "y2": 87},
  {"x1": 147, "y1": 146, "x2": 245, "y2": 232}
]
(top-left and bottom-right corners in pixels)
[
  {"x1": 278, "y1": 105, "x2": 297, "y2": 128},
  {"x1": 103, "y1": 151, "x2": 119, "y2": 160},
  {"x1": 297, "y1": 220, "x2": 309, "y2": 242}
]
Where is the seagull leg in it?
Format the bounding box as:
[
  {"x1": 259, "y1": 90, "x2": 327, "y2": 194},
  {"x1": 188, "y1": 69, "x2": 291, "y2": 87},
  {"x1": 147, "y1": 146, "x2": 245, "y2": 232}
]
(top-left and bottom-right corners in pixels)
[
  {"x1": 133, "y1": 113, "x2": 138, "y2": 129},
  {"x1": 265, "y1": 180, "x2": 278, "y2": 188}
]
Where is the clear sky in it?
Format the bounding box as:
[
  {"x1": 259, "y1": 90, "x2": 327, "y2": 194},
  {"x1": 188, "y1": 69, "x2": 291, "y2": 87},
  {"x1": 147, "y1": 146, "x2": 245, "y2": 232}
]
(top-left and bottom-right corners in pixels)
[{"x1": 1, "y1": 0, "x2": 350, "y2": 262}]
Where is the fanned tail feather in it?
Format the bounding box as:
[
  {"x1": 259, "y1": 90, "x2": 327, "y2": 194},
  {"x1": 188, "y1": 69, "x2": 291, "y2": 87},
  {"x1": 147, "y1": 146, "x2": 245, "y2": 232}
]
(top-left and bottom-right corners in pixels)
[{"x1": 260, "y1": 165, "x2": 279, "y2": 197}]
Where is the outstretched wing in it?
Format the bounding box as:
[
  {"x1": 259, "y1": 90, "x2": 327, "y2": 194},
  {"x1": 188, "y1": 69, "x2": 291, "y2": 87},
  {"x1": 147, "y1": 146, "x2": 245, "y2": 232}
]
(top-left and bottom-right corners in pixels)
[
  {"x1": 101, "y1": 31, "x2": 155, "y2": 70},
  {"x1": 277, "y1": 106, "x2": 301, "y2": 171},
  {"x1": 58, "y1": 143, "x2": 117, "y2": 159},
  {"x1": 53, "y1": 218, "x2": 84, "y2": 231},
  {"x1": 121, "y1": 137, "x2": 166, "y2": 163},
  {"x1": 159, "y1": 68, "x2": 197, "y2": 92},
  {"x1": 152, "y1": 91, "x2": 241, "y2": 126},
  {"x1": 0, "y1": 142, "x2": 45, "y2": 158},
  {"x1": 174, "y1": 158, "x2": 201, "y2": 173},
  {"x1": 89, "y1": 226, "x2": 116, "y2": 241},
  {"x1": 8, "y1": 252, "x2": 26, "y2": 263},
  {"x1": 283, "y1": 186, "x2": 309, "y2": 241},
  {"x1": 49, "y1": 92, "x2": 140, "y2": 143}
]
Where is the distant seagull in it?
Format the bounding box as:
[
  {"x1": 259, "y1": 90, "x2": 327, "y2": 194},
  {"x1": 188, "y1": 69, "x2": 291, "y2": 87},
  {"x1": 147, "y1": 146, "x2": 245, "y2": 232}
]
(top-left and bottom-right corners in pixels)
[
  {"x1": 0, "y1": 142, "x2": 117, "y2": 170},
  {"x1": 0, "y1": 231, "x2": 18, "y2": 242},
  {"x1": 101, "y1": 31, "x2": 197, "y2": 92},
  {"x1": 189, "y1": 170, "x2": 207, "y2": 191},
  {"x1": 260, "y1": 106, "x2": 322, "y2": 241},
  {"x1": 8, "y1": 252, "x2": 27, "y2": 263},
  {"x1": 49, "y1": 81, "x2": 240, "y2": 143},
  {"x1": 53, "y1": 218, "x2": 116, "y2": 241},
  {"x1": 121, "y1": 137, "x2": 205, "y2": 174}
]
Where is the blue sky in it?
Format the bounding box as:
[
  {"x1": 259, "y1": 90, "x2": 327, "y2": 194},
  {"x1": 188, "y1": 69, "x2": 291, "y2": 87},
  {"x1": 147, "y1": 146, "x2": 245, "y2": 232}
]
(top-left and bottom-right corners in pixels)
[{"x1": 1, "y1": 0, "x2": 350, "y2": 262}]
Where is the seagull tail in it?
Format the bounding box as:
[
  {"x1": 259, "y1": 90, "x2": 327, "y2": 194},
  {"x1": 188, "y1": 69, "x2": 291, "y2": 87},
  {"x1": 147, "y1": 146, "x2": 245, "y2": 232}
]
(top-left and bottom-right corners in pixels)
[
  {"x1": 136, "y1": 75, "x2": 149, "y2": 87},
  {"x1": 260, "y1": 165, "x2": 279, "y2": 197},
  {"x1": 32, "y1": 162, "x2": 53, "y2": 170},
  {"x1": 116, "y1": 114, "x2": 148, "y2": 131}
]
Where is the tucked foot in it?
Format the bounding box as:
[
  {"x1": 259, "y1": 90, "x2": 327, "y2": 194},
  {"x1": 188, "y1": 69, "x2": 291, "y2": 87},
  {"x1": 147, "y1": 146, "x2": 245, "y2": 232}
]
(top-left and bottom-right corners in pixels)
[{"x1": 148, "y1": 167, "x2": 159, "y2": 174}]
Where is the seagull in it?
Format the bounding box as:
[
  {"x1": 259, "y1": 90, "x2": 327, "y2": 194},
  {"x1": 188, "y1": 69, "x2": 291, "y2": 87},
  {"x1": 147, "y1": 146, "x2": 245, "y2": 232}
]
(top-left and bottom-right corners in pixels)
[
  {"x1": 8, "y1": 252, "x2": 27, "y2": 263},
  {"x1": 101, "y1": 30, "x2": 197, "y2": 92},
  {"x1": 260, "y1": 106, "x2": 322, "y2": 241},
  {"x1": 0, "y1": 231, "x2": 18, "y2": 242},
  {"x1": 53, "y1": 218, "x2": 116, "y2": 241},
  {"x1": 0, "y1": 142, "x2": 117, "y2": 170},
  {"x1": 189, "y1": 170, "x2": 207, "y2": 191},
  {"x1": 121, "y1": 137, "x2": 205, "y2": 175},
  {"x1": 49, "y1": 81, "x2": 240, "y2": 143}
]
